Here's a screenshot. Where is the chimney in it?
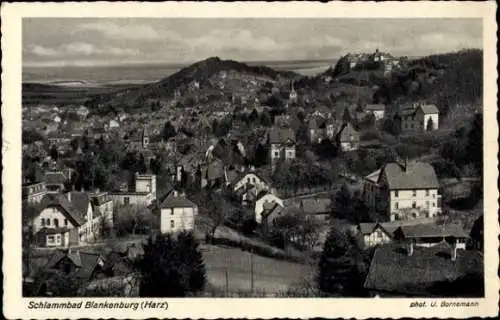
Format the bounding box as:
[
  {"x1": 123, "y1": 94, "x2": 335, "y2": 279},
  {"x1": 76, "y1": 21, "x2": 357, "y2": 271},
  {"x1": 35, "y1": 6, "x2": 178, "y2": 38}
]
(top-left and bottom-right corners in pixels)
[{"x1": 407, "y1": 241, "x2": 414, "y2": 256}]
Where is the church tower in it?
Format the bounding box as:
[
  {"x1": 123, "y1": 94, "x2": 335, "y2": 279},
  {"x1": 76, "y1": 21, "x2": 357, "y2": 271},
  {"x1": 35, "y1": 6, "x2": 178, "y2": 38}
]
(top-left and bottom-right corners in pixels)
[
  {"x1": 289, "y1": 80, "x2": 298, "y2": 103},
  {"x1": 142, "y1": 128, "x2": 149, "y2": 149}
]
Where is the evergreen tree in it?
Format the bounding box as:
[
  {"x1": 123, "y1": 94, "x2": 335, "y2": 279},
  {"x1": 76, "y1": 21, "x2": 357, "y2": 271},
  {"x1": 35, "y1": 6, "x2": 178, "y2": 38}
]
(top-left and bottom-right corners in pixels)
[
  {"x1": 316, "y1": 228, "x2": 366, "y2": 296},
  {"x1": 342, "y1": 106, "x2": 351, "y2": 124},
  {"x1": 139, "y1": 232, "x2": 206, "y2": 297},
  {"x1": 163, "y1": 121, "x2": 177, "y2": 141},
  {"x1": 426, "y1": 117, "x2": 435, "y2": 131},
  {"x1": 50, "y1": 145, "x2": 58, "y2": 161}
]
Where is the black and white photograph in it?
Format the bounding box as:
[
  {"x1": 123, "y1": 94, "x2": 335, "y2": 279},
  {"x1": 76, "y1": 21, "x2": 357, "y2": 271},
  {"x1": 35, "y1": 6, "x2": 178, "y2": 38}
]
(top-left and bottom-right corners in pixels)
[{"x1": 2, "y1": 1, "x2": 498, "y2": 319}]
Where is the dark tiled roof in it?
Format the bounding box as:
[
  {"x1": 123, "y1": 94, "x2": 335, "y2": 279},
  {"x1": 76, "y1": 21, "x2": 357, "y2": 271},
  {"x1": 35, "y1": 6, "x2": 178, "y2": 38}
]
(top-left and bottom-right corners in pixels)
[
  {"x1": 44, "y1": 172, "x2": 66, "y2": 185},
  {"x1": 365, "y1": 104, "x2": 386, "y2": 111},
  {"x1": 382, "y1": 162, "x2": 439, "y2": 190},
  {"x1": 68, "y1": 192, "x2": 91, "y2": 217},
  {"x1": 41, "y1": 193, "x2": 86, "y2": 226},
  {"x1": 396, "y1": 223, "x2": 469, "y2": 239},
  {"x1": 338, "y1": 122, "x2": 359, "y2": 142},
  {"x1": 364, "y1": 244, "x2": 483, "y2": 295},
  {"x1": 268, "y1": 127, "x2": 296, "y2": 144},
  {"x1": 159, "y1": 190, "x2": 197, "y2": 209}
]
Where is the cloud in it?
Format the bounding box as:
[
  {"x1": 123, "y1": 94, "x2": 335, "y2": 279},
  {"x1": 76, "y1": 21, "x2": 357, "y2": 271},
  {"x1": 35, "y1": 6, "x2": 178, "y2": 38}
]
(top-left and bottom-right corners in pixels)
[
  {"x1": 26, "y1": 42, "x2": 139, "y2": 58},
  {"x1": 76, "y1": 21, "x2": 164, "y2": 40},
  {"x1": 27, "y1": 45, "x2": 59, "y2": 57}
]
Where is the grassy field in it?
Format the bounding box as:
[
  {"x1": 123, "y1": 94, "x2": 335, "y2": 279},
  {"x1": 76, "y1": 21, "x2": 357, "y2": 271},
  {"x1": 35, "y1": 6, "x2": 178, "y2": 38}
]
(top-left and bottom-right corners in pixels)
[{"x1": 201, "y1": 244, "x2": 315, "y2": 294}]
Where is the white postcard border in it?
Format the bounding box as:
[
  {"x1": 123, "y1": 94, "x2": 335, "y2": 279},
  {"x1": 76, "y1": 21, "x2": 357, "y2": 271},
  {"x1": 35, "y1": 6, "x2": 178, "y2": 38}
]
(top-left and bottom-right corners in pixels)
[{"x1": 2, "y1": 2, "x2": 498, "y2": 319}]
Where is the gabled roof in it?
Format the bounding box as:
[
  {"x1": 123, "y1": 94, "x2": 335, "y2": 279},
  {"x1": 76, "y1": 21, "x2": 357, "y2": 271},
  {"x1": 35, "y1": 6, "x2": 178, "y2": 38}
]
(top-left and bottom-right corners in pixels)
[
  {"x1": 159, "y1": 190, "x2": 197, "y2": 209},
  {"x1": 268, "y1": 127, "x2": 296, "y2": 144},
  {"x1": 43, "y1": 249, "x2": 103, "y2": 280},
  {"x1": 40, "y1": 193, "x2": 86, "y2": 226},
  {"x1": 358, "y1": 223, "x2": 392, "y2": 237},
  {"x1": 418, "y1": 104, "x2": 439, "y2": 115},
  {"x1": 67, "y1": 192, "x2": 91, "y2": 215},
  {"x1": 365, "y1": 169, "x2": 381, "y2": 183},
  {"x1": 381, "y1": 162, "x2": 439, "y2": 190},
  {"x1": 338, "y1": 122, "x2": 359, "y2": 142}
]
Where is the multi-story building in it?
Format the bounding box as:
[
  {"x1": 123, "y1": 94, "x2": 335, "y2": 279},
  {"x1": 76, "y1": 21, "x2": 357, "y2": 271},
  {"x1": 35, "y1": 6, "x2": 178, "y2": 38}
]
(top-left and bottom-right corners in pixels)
[
  {"x1": 158, "y1": 189, "x2": 198, "y2": 234},
  {"x1": 32, "y1": 192, "x2": 104, "y2": 247},
  {"x1": 22, "y1": 181, "x2": 47, "y2": 204},
  {"x1": 308, "y1": 116, "x2": 336, "y2": 144},
  {"x1": 268, "y1": 127, "x2": 296, "y2": 166},
  {"x1": 109, "y1": 173, "x2": 156, "y2": 206},
  {"x1": 362, "y1": 160, "x2": 442, "y2": 221}
]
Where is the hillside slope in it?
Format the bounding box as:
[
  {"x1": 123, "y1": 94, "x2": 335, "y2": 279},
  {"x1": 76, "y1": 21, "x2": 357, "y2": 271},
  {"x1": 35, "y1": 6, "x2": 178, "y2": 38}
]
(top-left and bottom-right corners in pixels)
[{"x1": 88, "y1": 57, "x2": 300, "y2": 111}]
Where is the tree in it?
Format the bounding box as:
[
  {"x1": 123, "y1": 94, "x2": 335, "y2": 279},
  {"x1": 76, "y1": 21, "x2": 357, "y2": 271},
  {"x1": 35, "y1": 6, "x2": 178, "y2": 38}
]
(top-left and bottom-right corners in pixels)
[
  {"x1": 426, "y1": 117, "x2": 435, "y2": 131},
  {"x1": 138, "y1": 232, "x2": 206, "y2": 297},
  {"x1": 342, "y1": 106, "x2": 352, "y2": 124},
  {"x1": 316, "y1": 228, "x2": 366, "y2": 296},
  {"x1": 114, "y1": 205, "x2": 156, "y2": 236},
  {"x1": 200, "y1": 191, "x2": 233, "y2": 243},
  {"x1": 50, "y1": 145, "x2": 58, "y2": 161},
  {"x1": 466, "y1": 113, "x2": 483, "y2": 176},
  {"x1": 135, "y1": 154, "x2": 147, "y2": 174},
  {"x1": 260, "y1": 110, "x2": 273, "y2": 127},
  {"x1": 162, "y1": 121, "x2": 175, "y2": 142}
]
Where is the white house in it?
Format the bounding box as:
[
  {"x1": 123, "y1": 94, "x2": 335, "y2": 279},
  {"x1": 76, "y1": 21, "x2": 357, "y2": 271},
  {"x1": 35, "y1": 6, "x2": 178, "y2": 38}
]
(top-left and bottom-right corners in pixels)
[
  {"x1": 159, "y1": 189, "x2": 198, "y2": 234},
  {"x1": 400, "y1": 103, "x2": 439, "y2": 132},
  {"x1": 357, "y1": 223, "x2": 393, "y2": 248},
  {"x1": 268, "y1": 127, "x2": 296, "y2": 166},
  {"x1": 364, "y1": 104, "x2": 386, "y2": 121},
  {"x1": 109, "y1": 119, "x2": 120, "y2": 129},
  {"x1": 362, "y1": 160, "x2": 442, "y2": 221},
  {"x1": 33, "y1": 192, "x2": 103, "y2": 247},
  {"x1": 232, "y1": 172, "x2": 271, "y2": 195},
  {"x1": 255, "y1": 193, "x2": 284, "y2": 224}
]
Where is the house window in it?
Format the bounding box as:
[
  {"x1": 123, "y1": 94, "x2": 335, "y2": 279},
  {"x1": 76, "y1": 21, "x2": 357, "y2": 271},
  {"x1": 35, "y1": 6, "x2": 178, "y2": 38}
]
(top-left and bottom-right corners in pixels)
[
  {"x1": 170, "y1": 220, "x2": 175, "y2": 228},
  {"x1": 46, "y1": 219, "x2": 50, "y2": 226},
  {"x1": 394, "y1": 190, "x2": 399, "y2": 197},
  {"x1": 426, "y1": 190, "x2": 430, "y2": 196},
  {"x1": 54, "y1": 219, "x2": 59, "y2": 227},
  {"x1": 252, "y1": 177, "x2": 256, "y2": 183},
  {"x1": 433, "y1": 202, "x2": 436, "y2": 207},
  {"x1": 47, "y1": 235, "x2": 55, "y2": 243},
  {"x1": 426, "y1": 201, "x2": 430, "y2": 207},
  {"x1": 56, "y1": 235, "x2": 61, "y2": 242},
  {"x1": 64, "y1": 219, "x2": 68, "y2": 226},
  {"x1": 274, "y1": 151, "x2": 279, "y2": 158},
  {"x1": 170, "y1": 210, "x2": 174, "y2": 215},
  {"x1": 394, "y1": 202, "x2": 398, "y2": 210},
  {"x1": 41, "y1": 218, "x2": 45, "y2": 226},
  {"x1": 413, "y1": 190, "x2": 417, "y2": 197},
  {"x1": 412, "y1": 201, "x2": 416, "y2": 209},
  {"x1": 124, "y1": 197, "x2": 130, "y2": 204}
]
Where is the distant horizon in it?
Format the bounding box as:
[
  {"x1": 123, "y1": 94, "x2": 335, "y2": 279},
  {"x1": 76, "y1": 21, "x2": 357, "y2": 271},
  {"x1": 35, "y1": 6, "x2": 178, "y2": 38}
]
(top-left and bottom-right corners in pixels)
[{"x1": 23, "y1": 18, "x2": 482, "y2": 68}]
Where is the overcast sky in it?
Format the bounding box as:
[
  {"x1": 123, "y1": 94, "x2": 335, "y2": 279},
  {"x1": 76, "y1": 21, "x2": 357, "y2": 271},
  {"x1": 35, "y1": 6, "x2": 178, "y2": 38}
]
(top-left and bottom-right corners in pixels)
[{"x1": 23, "y1": 18, "x2": 482, "y2": 67}]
